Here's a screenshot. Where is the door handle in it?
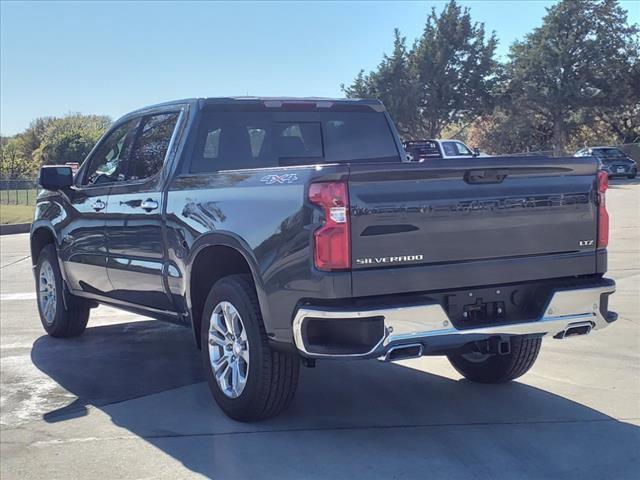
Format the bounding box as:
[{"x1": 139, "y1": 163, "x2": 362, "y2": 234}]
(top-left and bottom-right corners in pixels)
[
  {"x1": 140, "y1": 199, "x2": 159, "y2": 212},
  {"x1": 91, "y1": 199, "x2": 106, "y2": 211}
]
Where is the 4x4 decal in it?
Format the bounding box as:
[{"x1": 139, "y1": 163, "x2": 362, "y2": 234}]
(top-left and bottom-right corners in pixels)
[{"x1": 260, "y1": 173, "x2": 298, "y2": 185}]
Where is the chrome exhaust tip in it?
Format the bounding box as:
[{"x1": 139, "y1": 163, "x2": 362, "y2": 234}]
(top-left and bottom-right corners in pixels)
[
  {"x1": 554, "y1": 321, "x2": 594, "y2": 339},
  {"x1": 381, "y1": 343, "x2": 424, "y2": 362}
]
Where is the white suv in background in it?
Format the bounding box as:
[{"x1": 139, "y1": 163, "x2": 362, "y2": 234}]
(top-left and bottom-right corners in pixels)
[{"x1": 403, "y1": 139, "x2": 489, "y2": 162}]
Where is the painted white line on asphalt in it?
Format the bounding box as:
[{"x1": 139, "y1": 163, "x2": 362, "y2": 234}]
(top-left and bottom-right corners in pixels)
[{"x1": 1, "y1": 292, "x2": 36, "y2": 301}]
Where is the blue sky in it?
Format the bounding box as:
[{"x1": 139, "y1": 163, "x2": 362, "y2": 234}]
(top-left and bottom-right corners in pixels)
[{"x1": 1, "y1": 0, "x2": 638, "y2": 135}]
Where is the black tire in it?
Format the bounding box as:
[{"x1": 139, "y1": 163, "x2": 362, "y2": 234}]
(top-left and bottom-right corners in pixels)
[
  {"x1": 447, "y1": 336, "x2": 541, "y2": 383},
  {"x1": 200, "y1": 274, "x2": 299, "y2": 421},
  {"x1": 35, "y1": 244, "x2": 90, "y2": 338},
  {"x1": 627, "y1": 172, "x2": 636, "y2": 179}
]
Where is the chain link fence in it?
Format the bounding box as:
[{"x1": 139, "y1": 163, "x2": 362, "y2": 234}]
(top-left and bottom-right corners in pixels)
[{"x1": 0, "y1": 178, "x2": 39, "y2": 206}]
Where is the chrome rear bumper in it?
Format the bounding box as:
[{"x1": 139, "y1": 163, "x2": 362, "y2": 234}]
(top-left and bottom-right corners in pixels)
[{"x1": 292, "y1": 280, "x2": 616, "y2": 359}]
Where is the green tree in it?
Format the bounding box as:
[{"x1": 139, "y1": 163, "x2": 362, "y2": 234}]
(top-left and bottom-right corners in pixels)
[
  {"x1": 506, "y1": 0, "x2": 639, "y2": 155},
  {"x1": 35, "y1": 113, "x2": 111, "y2": 166},
  {"x1": 343, "y1": 29, "x2": 418, "y2": 137},
  {"x1": 343, "y1": 0, "x2": 498, "y2": 139},
  {"x1": 0, "y1": 136, "x2": 36, "y2": 178},
  {"x1": 465, "y1": 110, "x2": 554, "y2": 155},
  {"x1": 412, "y1": 0, "x2": 498, "y2": 138}
]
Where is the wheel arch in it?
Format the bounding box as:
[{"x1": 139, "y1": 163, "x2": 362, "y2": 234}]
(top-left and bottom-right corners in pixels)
[
  {"x1": 30, "y1": 223, "x2": 58, "y2": 266},
  {"x1": 186, "y1": 232, "x2": 270, "y2": 349}
]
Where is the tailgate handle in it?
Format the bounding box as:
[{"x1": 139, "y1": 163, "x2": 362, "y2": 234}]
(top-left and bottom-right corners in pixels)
[{"x1": 465, "y1": 169, "x2": 508, "y2": 184}]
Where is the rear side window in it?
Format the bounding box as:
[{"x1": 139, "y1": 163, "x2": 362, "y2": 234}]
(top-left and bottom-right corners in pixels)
[
  {"x1": 190, "y1": 111, "x2": 399, "y2": 172},
  {"x1": 127, "y1": 112, "x2": 180, "y2": 181}
]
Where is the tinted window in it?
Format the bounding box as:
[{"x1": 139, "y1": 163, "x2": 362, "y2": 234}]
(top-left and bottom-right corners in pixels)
[
  {"x1": 127, "y1": 112, "x2": 180, "y2": 181},
  {"x1": 81, "y1": 119, "x2": 138, "y2": 186},
  {"x1": 442, "y1": 142, "x2": 457, "y2": 157},
  {"x1": 190, "y1": 110, "x2": 398, "y2": 172},
  {"x1": 277, "y1": 122, "x2": 323, "y2": 160},
  {"x1": 323, "y1": 113, "x2": 397, "y2": 162},
  {"x1": 402, "y1": 141, "x2": 441, "y2": 160},
  {"x1": 593, "y1": 148, "x2": 625, "y2": 159}
]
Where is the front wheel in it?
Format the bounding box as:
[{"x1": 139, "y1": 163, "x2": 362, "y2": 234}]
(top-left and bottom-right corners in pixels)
[
  {"x1": 36, "y1": 245, "x2": 90, "y2": 337},
  {"x1": 201, "y1": 274, "x2": 299, "y2": 421},
  {"x1": 447, "y1": 336, "x2": 541, "y2": 383}
]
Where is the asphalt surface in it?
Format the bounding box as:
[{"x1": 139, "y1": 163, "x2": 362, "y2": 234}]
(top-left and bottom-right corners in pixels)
[{"x1": 1, "y1": 180, "x2": 639, "y2": 479}]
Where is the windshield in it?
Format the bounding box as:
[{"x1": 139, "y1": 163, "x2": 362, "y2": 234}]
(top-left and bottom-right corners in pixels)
[{"x1": 593, "y1": 148, "x2": 626, "y2": 159}]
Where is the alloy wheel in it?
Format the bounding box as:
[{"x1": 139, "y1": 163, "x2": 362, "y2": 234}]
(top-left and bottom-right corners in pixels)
[
  {"x1": 38, "y1": 260, "x2": 57, "y2": 325},
  {"x1": 207, "y1": 301, "x2": 250, "y2": 398}
]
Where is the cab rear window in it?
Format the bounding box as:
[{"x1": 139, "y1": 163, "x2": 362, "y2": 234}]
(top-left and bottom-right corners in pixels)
[{"x1": 190, "y1": 111, "x2": 399, "y2": 172}]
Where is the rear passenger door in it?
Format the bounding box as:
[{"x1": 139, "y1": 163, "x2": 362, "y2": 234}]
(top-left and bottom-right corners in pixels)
[{"x1": 104, "y1": 110, "x2": 182, "y2": 313}]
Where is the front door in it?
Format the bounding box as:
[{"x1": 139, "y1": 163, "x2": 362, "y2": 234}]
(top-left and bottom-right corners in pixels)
[
  {"x1": 59, "y1": 118, "x2": 139, "y2": 295},
  {"x1": 104, "y1": 111, "x2": 182, "y2": 313}
]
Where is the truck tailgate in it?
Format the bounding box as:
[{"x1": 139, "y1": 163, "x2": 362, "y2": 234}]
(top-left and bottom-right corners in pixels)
[{"x1": 348, "y1": 156, "x2": 600, "y2": 294}]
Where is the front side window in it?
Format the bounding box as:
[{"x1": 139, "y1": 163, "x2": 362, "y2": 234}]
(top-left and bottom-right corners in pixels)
[
  {"x1": 81, "y1": 119, "x2": 138, "y2": 186},
  {"x1": 454, "y1": 142, "x2": 473, "y2": 156},
  {"x1": 127, "y1": 112, "x2": 180, "y2": 181}
]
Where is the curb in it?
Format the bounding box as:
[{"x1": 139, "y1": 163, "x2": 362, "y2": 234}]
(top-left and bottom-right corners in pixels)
[{"x1": 0, "y1": 223, "x2": 31, "y2": 236}]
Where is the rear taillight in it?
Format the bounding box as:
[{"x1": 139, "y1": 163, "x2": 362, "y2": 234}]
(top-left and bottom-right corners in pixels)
[
  {"x1": 597, "y1": 170, "x2": 609, "y2": 248},
  {"x1": 309, "y1": 181, "x2": 350, "y2": 271}
]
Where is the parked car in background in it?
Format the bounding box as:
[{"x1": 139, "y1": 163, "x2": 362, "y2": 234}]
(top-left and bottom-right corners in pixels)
[
  {"x1": 575, "y1": 146, "x2": 637, "y2": 179},
  {"x1": 403, "y1": 139, "x2": 488, "y2": 161}
]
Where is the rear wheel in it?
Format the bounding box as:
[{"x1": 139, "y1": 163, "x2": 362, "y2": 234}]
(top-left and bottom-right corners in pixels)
[
  {"x1": 36, "y1": 245, "x2": 90, "y2": 337},
  {"x1": 447, "y1": 336, "x2": 541, "y2": 383},
  {"x1": 201, "y1": 274, "x2": 299, "y2": 421}
]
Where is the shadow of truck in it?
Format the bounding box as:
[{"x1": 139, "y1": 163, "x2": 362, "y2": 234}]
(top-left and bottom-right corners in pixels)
[{"x1": 32, "y1": 320, "x2": 640, "y2": 479}]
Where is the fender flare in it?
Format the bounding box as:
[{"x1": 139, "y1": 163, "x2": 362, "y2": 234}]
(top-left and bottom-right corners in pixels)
[
  {"x1": 29, "y1": 220, "x2": 60, "y2": 266},
  {"x1": 185, "y1": 231, "x2": 272, "y2": 340}
]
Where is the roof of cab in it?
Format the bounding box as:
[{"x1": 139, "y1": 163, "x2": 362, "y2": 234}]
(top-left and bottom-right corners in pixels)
[
  {"x1": 199, "y1": 96, "x2": 385, "y2": 111},
  {"x1": 121, "y1": 97, "x2": 385, "y2": 119}
]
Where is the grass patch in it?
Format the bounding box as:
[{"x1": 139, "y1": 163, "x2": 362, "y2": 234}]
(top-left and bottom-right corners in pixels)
[{"x1": 0, "y1": 204, "x2": 35, "y2": 224}]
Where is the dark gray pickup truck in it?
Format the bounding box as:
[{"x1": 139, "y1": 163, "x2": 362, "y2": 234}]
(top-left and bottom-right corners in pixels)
[{"x1": 31, "y1": 97, "x2": 616, "y2": 421}]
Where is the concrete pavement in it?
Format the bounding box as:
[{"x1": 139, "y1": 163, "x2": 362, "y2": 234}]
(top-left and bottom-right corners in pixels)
[{"x1": 1, "y1": 180, "x2": 639, "y2": 479}]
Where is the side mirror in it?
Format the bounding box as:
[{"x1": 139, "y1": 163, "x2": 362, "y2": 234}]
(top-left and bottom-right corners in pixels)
[
  {"x1": 473, "y1": 147, "x2": 481, "y2": 157},
  {"x1": 39, "y1": 166, "x2": 73, "y2": 191}
]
